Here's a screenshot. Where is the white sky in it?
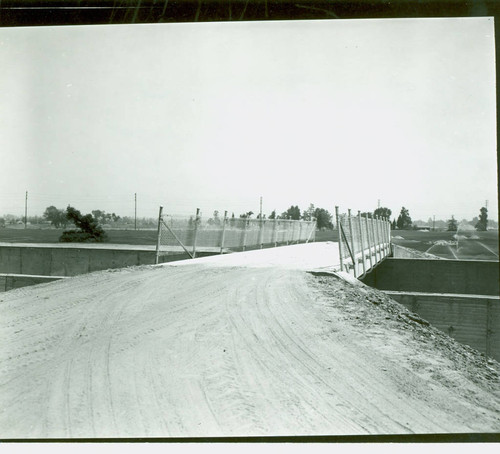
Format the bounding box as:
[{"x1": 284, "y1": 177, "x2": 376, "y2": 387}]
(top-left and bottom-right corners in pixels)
[{"x1": 0, "y1": 18, "x2": 497, "y2": 222}]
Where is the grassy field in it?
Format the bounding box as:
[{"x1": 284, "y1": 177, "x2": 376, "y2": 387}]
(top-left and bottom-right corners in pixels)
[
  {"x1": 0, "y1": 227, "x2": 159, "y2": 245},
  {"x1": 391, "y1": 230, "x2": 499, "y2": 261}
]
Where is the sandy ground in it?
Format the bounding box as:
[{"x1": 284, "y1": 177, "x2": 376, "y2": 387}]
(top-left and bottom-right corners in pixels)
[{"x1": 1, "y1": 243, "x2": 499, "y2": 439}]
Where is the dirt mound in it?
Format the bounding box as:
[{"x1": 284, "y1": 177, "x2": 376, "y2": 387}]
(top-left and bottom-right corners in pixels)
[{"x1": 1, "y1": 262, "x2": 499, "y2": 438}]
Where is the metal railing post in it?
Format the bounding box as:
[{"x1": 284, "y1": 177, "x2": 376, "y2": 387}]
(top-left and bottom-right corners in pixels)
[
  {"x1": 192, "y1": 208, "x2": 200, "y2": 258},
  {"x1": 381, "y1": 216, "x2": 387, "y2": 257},
  {"x1": 273, "y1": 218, "x2": 278, "y2": 247},
  {"x1": 364, "y1": 214, "x2": 373, "y2": 271},
  {"x1": 387, "y1": 217, "x2": 391, "y2": 253},
  {"x1": 335, "y1": 206, "x2": 344, "y2": 273},
  {"x1": 347, "y1": 209, "x2": 357, "y2": 277},
  {"x1": 220, "y1": 210, "x2": 228, "y2": 254},
  {"x1": 242, "y1": 217, "x2": 248, "y2": 251},
  {"x1": 383, "y1": 217, "x2": 389, "y2": 254},
  {"x1": 155, "y1": 206, "x2": 163, "y2": 265},
  {"x1": 371, "y1": 214, "x2": 379, "y2": 263},
  {"x1": 306, "y1": 219, "x2": 316, "y2": 243},
  {"x1": 259, "y1": 217, "x2": 264, "y2": 249},
  {"x1": 358, "y1": 211, "x2": 366, "y2": 277},
  {"x1": 375, "y1": 215, "x2": 382, "y2": 261}
]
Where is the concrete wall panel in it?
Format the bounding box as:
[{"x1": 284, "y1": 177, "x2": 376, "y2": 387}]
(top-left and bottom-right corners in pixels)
[
  {"x1": 363, "y1": 258, "x2": 499, "y2": 296},
  {"x1": 390, "y1": 292, "x2": 499, "y2": 361},
  {"x1": 0, "y1": 274, "x2": 64, "y2": 292},
  {"x1": 49, "y1": 249, "x2": 91, "y2": 276},
  {"x1": 0, "y1": 247, "x2": 22, "y2": 274},
  {"x1": 20, "y1": 247, "x2": 53, "y2": 276}
]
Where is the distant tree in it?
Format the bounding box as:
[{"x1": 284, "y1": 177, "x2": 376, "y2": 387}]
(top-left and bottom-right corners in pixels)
[
  {"x1": 391, "y1": 219, "x2": 397, "y2": 230},
  {"x1": 313, "y1": 207, "x2": 333, "y2": 230},
  {"x1": 0, "y1": 217, "x2": 4, "y2": 228},
  {"x1": 302, "y1": 204, "x2": 315, "y2": 221},
  {"x1": 60, "y1": 206, "x2": 108, "y2": 242},
  {"x1": 27, "y1": 215, "x2": 44, "y2": 225},
  {"x1": 239, "y1": 211, "x2": 254, "y2": 219},
  {"x1": 396, "y1": 207, "x2": 412, "y2": 230},
  {"x1": 281, "y1": 205, "x2": 301, "y2": 220},
  {"x1": 3, "y1": 214, "x2": 19, "y2": 225},
  {"x1": 475, "y1": 207, "x2": 488, "y2": 231},
  {"x1": 268, "y1": 210, "x2": 276, "y2": 220},
  {"x1": 229, "y1": 212, "x2": 236, "y2": 228},
  {"x1": 43, "y1": 206, "x2": 67, "y2": 228},
  {"x1": 373, "y1": 207, "x2": 392, "y2": 220},
  {"x1": 92, "y1": 210, "x2": 122, "y2": 225},
  {"x1": 447, "y1": 215, "x2": 458, "y2": 232},
  {"x1": 207, "y1": 210, "x2": 221, "y2": 226}
]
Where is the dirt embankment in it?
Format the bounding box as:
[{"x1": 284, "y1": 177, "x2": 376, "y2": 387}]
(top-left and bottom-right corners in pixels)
[{"x1": 1, "y1": 263, "x2": 499, "y2": 439}]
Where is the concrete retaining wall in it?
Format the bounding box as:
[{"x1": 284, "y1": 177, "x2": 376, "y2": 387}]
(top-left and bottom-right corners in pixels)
[
  {"x1": 0, "y1": 244, "x2": 223, "y2": 292},
  {"x1": 0, "y1": 245, "x2": 160, "y2": 277},
  {"x1": 362, "y1": 258, "x2": 499, "y2": 296},
  {"x1": 387, "y1": 291, "x2": 500, "y2": 361},
  {"x1": 0, "y1": 274, "x2": 66, "y2": 292}
]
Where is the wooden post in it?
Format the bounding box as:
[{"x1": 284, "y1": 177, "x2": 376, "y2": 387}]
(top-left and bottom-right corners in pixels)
[
  {"x1": 358, "y1": 211, "x2": 366, "y2": 277},
  {"x1": 220, "y1": 210, "x2": 228, "y2": 254},
  {"x1": 347, "y1": 209, "x2": 356, "y2": 277},
  {"x1": 155, "y1": 206, "x2": 163, "y2": 265},
  {"x1": 192, "y1": 208, "x2": 200, "y2": 258},
  {"x1": 335, "y1": 206, "x2": 345, "y2": 273}
]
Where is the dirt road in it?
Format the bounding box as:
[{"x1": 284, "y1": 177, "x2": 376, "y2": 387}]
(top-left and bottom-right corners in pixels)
[{"x1": 1, "y1": 244, "x2": 499, "y2": 438}]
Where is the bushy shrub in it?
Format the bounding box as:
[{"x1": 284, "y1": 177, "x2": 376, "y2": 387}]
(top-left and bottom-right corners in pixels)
[{"x1": 59, "y1": 206, "x2": 108, "y2": 243}]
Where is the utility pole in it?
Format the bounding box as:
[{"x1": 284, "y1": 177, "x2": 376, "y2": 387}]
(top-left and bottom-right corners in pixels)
[
  {"x1": 485, "y1": 200, "x2": 489, "y2": 209},
  {"x1": 134, "y1": 193, "x2": 137, "y2": 231},
  {"x1": 259, "y1": 196, "x2": 263, "y2": 219},
  {"x1": 433, "y1": 215, "x2": 435, "y2": 231},
  {"x1": 24, "y1": 191, "x2": 28, "y2": 229}
]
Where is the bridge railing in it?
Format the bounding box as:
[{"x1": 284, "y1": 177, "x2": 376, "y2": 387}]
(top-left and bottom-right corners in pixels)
[
  {"x1": 155, "y1": 206, "x2": 317, "y2": 262},
  {"x1": 335, "y1": 206, "x2": 391, "y2": 278}
]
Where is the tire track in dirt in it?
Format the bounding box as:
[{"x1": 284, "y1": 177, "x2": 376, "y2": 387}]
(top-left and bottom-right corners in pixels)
[
  {"x1": 2, "y1": 259, "x2": 500, "y2": 438},
  {"x1": 251, "y1": 270, "x2": 374, "y2": 433}
]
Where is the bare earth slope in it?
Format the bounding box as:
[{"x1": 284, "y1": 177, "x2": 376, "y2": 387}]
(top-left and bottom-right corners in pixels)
[{"x1": 1, "y1": 248, "x2": 499, "y2": 438}]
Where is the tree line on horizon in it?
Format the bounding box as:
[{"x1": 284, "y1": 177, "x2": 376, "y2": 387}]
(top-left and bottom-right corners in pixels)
[{"x1": 0, "y1": 204, "x2": 494, "y2": 233}]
